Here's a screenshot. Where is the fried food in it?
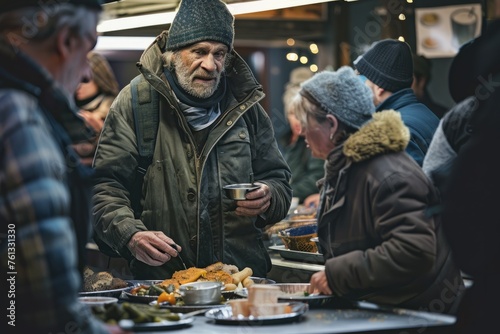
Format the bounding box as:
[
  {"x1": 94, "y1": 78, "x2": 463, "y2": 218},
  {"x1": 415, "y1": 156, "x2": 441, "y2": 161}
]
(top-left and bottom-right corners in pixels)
[
  {"x1": 202, "y1": 270, "x2": 233, "y2": 284},
  {"x1": 172, "y1": 267, "x2": 207, "y2": 285},
  {"x1": 221, "y1": 264, "x2": 239, "y2": 274},
  {"x1": 231, "y1": 267, "x2": 253, "y2": 285},
  {"x1": 242, "y1": 276, "x2": 255, "y2": 287},
  {"x1": 204, "y1": 262, "x2": 224, "y2": 272},
  {"x1": 159, "y1": 278, "x2": 180, "y2": 290},
  {"x1": 83, "y1": 271, "x2": 127, "y2": 292}
]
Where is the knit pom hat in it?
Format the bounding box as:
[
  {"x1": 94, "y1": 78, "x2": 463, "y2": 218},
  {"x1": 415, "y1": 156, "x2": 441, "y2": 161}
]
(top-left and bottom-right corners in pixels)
[
  {"x1": 353, "y1": 39, "x2": 414, "y2": 92},
  {"x1": 300, "y1": 66, "x2": 375, "y2": 129},
  {"x1": 166, "y1": 0, "x2": 234, "y2": 51},
  {"x1": 0, "y1": 0, "x2": 102, "y2": 12}
]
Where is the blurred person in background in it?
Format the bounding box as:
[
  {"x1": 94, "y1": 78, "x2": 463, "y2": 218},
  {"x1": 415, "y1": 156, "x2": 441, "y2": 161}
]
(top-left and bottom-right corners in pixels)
[
  {"x1": 92, "y1": 0, "x2": 292, "y2": 279},
  {"x1": 280, "y1": 67, "x2": 324, "y2": 205},
  {"x1": 0, "y1": 1, "x2": 127, "y2": 333},
  {"x1": 411, "y1": 54, "x2": 449, "y2": 119},
  {"x1": 423, "y1": 16, "x2": 500, "y2": 202},
  {"x1": 354, "y1": 39, "x2": 439, "y2": 166},
  {"x1": 291, "y1": 66, "x2": 463, "y2": 313},
  {"x1": 74, "y1": 51, "x2": 119, "y2": 165},
  {"x1": 441, "y1": 17, "x2": 500, "y2": 334}
]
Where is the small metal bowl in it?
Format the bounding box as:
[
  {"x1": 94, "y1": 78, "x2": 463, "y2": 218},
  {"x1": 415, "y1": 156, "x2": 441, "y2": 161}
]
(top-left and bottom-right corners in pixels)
[
  {"x1": 179, "y1": 281, "x2": 223, "y2": 305},
  {"x1": 223, "y1": 183, "x2": 259, "y2": 200}
]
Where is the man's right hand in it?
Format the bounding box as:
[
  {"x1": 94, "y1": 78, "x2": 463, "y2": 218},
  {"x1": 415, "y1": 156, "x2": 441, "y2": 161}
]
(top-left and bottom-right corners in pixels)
[{"x1": 127, "y1": 231, "x2": 181, "y2": 266}]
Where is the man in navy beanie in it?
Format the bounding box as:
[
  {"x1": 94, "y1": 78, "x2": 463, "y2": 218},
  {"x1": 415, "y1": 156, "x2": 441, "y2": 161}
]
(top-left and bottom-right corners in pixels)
[
  {"x1": 354, "y1": 39, "x2": 439, "y2": 166},
  {"x1": 92, "y1": 0, "x2": 292, "y2": 280}
]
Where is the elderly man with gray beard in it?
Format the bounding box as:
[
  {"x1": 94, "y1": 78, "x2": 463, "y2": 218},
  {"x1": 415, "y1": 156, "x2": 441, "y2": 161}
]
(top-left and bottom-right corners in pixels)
[{"x1": 92, "y1": 0, "x2": 292, "y2": 280}]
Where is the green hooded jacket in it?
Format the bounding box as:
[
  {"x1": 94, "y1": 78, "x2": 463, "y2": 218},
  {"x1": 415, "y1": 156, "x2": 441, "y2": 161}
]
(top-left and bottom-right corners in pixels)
[{"x1": 92, "y1": 32, "x2": 292, "y2": 279}]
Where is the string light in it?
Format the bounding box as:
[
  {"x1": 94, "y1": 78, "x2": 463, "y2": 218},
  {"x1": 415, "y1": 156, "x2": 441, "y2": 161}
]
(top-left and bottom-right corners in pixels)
[{"x1": 286, "y1": 52, "x2": 299, "y2": 61}]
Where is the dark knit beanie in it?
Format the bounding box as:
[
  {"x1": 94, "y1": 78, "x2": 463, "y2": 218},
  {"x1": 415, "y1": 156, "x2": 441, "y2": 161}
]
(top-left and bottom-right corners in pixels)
[
  {"x1": 0, "y1": 0, "x2": 102, "y2": 12},
  {"x1": 166, "y1": 0, "x2": 234, "y2": 51},
  {"x1": 354, "y1": 39, "x2": 414, "y2": 92},
  {"x1": 300, "y1": 66, "x2": 375, "y2": 130}
]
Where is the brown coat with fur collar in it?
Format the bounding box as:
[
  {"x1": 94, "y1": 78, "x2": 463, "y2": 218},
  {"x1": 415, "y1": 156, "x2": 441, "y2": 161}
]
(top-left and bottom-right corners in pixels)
[{"x1": 317, "y1": 110, "x2": 463, "y2": 313}]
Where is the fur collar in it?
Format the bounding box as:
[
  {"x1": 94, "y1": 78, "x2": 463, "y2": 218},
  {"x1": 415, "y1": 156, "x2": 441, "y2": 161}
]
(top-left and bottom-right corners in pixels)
[{"x1": 343, "y1": 109, "x2": 410, "y2": 163}]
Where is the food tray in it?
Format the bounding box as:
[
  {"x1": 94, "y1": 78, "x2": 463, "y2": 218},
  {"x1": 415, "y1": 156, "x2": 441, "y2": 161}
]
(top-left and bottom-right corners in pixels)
[
  {"x1": 204, "y1": 302, "x2": 308, "y2": 325},
  {"x1": 79, "y1": 281, "x2": 134, "y2": 298},
  {"x1": 269, "y1": 245, "x2": 324, "y2": 264}
]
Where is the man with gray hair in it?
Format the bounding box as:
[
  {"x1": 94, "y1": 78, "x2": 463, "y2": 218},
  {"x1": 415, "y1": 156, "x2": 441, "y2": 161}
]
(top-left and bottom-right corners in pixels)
[
  {"x1": 92, "y1": 0, "x2": 292, "y2": 279},
  {"x1": 0, "y1": 1, "x2": 126, "y2": 333}
]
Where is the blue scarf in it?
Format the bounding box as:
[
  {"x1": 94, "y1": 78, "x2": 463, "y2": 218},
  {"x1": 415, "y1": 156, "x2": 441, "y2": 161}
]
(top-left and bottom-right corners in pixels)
[{"x1": 165, "y1": 69, "x2": 225, "y2": 131}]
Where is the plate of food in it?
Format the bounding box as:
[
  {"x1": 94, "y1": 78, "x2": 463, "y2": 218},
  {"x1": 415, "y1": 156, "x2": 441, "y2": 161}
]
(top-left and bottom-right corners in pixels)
[
  {"x1": 123, "y1": 262, "x2": 259, "y2": 304},
  {"x1": 122, "y1": 281, "x2": 169, "y2": 303},
  {"x1": 90, "y1": 301, "x2": 193, "y2": 331},
  {"x1": 80, "y1": 267, "x2": 132, "y2": 298},
  {"x1": 204, "y1": 302, "x2": 308, "y2": 325}
]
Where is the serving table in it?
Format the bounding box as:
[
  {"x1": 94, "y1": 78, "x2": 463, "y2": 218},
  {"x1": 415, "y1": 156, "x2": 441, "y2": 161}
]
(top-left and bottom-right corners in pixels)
[{"x1": 119, "y1": 302, "x2": 455, "y2": 333}]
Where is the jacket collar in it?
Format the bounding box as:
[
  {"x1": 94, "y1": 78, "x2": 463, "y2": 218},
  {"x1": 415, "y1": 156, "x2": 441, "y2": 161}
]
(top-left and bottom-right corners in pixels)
[
  {"x1": 376, "y1": 88, "x2": 418, "y2": 112},
  {"x1": 343, "y1": 109, "x2": 410, "y2": 163}
]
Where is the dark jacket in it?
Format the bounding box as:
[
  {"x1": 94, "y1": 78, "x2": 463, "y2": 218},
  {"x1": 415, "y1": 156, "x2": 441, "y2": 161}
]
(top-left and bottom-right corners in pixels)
[
  {"x1": 0, "y1": 39, "x2": 105, "y2": 333},
  {"x1": 377, "y1": 88, "x2": 439, "y2": 166},
  {"x1": 280, "y1": 133, "x2": 324, "y2": 202},
  {"x1": 422, "y1": 96, "x2": 476, "y2": 197},
  {"x1": 92, "y1": 31, "x2": 292, "y2": 279},
  {"x1": 317, "y1": 110, "x2": 463, "y2": 313}
]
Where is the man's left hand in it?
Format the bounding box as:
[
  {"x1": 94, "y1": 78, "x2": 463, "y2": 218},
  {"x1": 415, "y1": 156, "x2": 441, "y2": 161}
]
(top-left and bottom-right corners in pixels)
[{"x1": 234, "y1": 182, "x2": 271, "y2": 217}]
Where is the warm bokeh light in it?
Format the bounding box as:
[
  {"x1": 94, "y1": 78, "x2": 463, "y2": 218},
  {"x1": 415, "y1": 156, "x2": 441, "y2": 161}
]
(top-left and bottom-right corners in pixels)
[
  {"x1": 310, "y1": 64, "x2": 318, "y2": 72},
  {"x1": 287, "y1": 38, "x2": 295, "y2": 46},
  {"x1": 407, "y1": 0, "x2": 413, "y2": 3},
  {"x1": 286, "y1": 52, "x2": 299, "y2": 61},
  {"x1": 399, "y1": 13, "x2": 406, "y2": 20},
  {"x1": 309, "y1": 43, "x2": 319, "y2": 54},
  {"x1": 300, "y1": 56, "x2": 308, "y2": 64},
  {"x1": 398, "y1": 36, "x2": 405, "y2": 42}
]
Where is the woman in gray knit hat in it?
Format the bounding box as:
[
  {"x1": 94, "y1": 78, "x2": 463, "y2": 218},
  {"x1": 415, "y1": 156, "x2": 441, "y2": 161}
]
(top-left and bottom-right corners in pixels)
[{"x1": 291, "y1": 66, "x2": 463, "y2": 313}]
